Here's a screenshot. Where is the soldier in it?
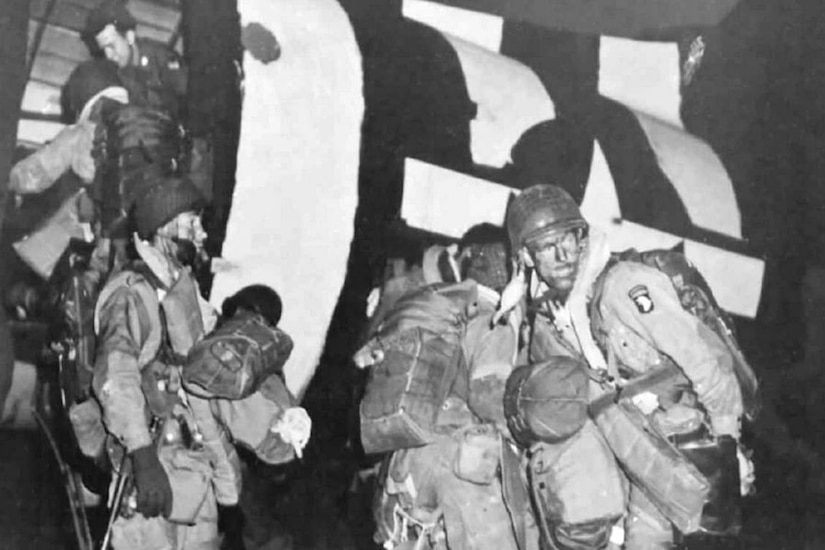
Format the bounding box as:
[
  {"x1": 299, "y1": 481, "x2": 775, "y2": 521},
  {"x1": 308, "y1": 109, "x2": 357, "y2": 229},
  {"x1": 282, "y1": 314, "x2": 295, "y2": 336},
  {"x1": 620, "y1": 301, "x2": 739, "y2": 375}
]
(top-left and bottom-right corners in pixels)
[
  {"x1": 82, "y1": 0, "x2": 187, "y2": 119},
  {"x1": 93, "y1": 175, "x2": 239, "y2": 549},
  {"x1": 500, "y1": 184, "x2": 752, "y2": 549},
  {"x1": 368, "y1": 225, "x2": 524, "y2": 550}
]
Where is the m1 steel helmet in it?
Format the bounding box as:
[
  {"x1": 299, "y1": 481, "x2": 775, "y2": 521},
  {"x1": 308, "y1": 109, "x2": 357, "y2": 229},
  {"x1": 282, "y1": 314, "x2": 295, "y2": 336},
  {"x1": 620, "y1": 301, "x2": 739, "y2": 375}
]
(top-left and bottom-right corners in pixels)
[{"x1": 506, "y1": 184, "x2": 587, "y2": 251}]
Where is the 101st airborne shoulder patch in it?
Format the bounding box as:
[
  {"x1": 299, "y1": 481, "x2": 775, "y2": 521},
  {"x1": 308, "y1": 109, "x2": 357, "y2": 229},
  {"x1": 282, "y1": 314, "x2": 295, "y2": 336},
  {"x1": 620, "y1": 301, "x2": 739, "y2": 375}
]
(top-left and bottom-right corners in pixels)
[{"x1": 629, "y1": 284, "x2": 654, "y2": 313}]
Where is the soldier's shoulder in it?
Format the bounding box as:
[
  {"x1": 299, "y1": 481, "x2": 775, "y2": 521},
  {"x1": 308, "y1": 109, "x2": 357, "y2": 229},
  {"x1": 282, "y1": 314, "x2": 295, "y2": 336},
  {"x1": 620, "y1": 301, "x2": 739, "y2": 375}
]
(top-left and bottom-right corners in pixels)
[
  {"x1": 595, "y1": 259, "x2": 675, "y2": 314},
  {"x1": 601, "y1": 259, "x2": 667, "y2": 289}
]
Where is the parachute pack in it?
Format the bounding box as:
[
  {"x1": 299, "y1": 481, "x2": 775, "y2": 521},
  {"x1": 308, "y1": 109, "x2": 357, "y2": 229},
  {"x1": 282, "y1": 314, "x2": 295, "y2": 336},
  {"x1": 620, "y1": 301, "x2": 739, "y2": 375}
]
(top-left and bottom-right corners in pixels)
[{"x1": 357, "y1": 280, "x2": 479, "y2": 454}]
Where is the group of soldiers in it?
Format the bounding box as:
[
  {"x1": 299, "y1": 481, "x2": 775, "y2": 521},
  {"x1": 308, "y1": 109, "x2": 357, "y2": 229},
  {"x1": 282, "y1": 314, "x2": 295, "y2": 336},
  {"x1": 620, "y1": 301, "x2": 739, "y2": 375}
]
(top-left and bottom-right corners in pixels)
[
  {"x1": 4, "y1": 1, "x2": 781, "y2": 550},
  {"x1": 359, "y1": 185, "x2": 757, "y2": 550},
  {"x1": 9, "y1": 1, "x2": 307, "y2": 549}
]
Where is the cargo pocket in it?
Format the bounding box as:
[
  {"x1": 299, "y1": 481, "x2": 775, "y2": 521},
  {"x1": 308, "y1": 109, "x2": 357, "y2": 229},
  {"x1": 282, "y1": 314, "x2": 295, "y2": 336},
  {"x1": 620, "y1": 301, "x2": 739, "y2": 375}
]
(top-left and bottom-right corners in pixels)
[{"x1": 453, "y1": 424, "x2": 500, "y2": 485}]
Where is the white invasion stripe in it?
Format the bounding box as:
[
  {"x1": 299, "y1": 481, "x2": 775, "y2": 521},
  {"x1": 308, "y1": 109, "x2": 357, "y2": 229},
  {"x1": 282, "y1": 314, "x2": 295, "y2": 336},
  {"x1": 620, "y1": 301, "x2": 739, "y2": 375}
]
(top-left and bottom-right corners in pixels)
[
  {"x1": 401, "y1": 158, "x2": 511, "y2": 238},
  {"x1": 403, "y1": 0, "x2": 503, "y2": 52},
  {"x1": 580, "y1": 139, "x2": 622, "y2": 228},
  {"x1": 402, "y1": 157, "x2": 763, "y2": 317},
  {"x1": 211, "y1": 0, "x2": 363, "y2": 399},
  {"x1": 599, "y1": 37, "x2": 683, "y2": 129},
  {"x1": 634, "y1": 110, "x2": 742, "y2": 239},
  {"x1": 594, "y1": 220, "x2": 763, "y2": 318},
  {"x1": 441, "y1": 33, "x2": 556, "y2": 168}
]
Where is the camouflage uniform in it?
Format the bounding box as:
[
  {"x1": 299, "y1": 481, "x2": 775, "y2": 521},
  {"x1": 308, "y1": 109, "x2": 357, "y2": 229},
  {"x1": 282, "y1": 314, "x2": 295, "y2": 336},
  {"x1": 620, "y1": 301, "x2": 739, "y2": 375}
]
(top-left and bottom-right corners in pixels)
[{"x1": 94, "y1": 267, "x2": 240, "y2": 550}]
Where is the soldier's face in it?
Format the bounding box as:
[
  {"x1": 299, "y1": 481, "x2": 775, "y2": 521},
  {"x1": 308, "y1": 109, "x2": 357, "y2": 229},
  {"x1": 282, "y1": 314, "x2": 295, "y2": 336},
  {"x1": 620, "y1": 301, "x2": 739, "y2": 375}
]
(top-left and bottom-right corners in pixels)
[
  {"x1": 526, "y1": 227, "x2": 586, "y2": 295},
  {"x1": 174, "y1": 211, "x2": 207, "y2": 253},
  {"x1": 95, "y1": 25, "x2": 134, "y2": 68}
]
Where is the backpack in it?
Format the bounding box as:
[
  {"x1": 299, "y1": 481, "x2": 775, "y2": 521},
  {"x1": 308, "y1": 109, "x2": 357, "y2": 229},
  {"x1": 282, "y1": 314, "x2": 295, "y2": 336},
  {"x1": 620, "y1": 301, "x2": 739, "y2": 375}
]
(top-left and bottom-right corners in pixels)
[
  {"x1": 614, "y1": 248, "x2": 760, "y2": 421},
  {"x1": 357, "y1": 280, "x2": 479, "y2": 454}
]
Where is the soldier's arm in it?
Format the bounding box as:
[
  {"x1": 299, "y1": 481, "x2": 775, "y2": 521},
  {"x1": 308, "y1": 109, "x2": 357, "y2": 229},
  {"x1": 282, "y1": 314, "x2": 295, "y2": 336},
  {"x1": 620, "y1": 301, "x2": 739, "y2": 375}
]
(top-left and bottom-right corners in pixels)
[
  {"x1": 92, "y1": 287, "x2": 153, "y2": 451},
  {"x1": 599, "y1": 262, "x2": 743, "y2": 437},
  {"x1": 465, "y1": 313, "x2": 518, "y2": 431}
]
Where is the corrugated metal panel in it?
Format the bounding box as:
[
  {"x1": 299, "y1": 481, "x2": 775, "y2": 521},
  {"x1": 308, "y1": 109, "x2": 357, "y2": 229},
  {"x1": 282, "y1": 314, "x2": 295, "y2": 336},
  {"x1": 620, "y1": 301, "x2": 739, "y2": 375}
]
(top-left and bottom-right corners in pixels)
[
  {"x1": 30, "y1": 52, "x2": 79, "y2": 88},
  {"x1": 28, "y1": 21, "x2": 89, "y2": 64}
]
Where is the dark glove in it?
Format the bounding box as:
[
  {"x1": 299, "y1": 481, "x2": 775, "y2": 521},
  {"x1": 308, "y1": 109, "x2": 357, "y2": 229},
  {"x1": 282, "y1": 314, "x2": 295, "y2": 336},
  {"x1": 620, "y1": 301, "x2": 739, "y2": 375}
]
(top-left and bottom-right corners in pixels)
[{"x1": 130, "y1": 445, "x2": 173, "y2": 518}]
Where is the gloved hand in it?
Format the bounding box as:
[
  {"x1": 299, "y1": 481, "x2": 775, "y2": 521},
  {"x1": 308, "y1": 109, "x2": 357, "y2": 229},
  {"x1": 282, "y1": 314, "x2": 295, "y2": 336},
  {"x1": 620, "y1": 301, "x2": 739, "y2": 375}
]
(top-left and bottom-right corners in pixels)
[
  {"x1": 270, "y1": 407, "x2": 312, "y2": 458},
  {"x1": 130, "y1": 445, "x2": 173, "y2": 518}
]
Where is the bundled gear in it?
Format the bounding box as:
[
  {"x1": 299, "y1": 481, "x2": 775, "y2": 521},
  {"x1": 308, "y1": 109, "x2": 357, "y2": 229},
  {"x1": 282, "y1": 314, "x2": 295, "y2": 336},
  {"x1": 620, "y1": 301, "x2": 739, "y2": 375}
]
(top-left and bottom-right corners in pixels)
[
  {"x1": 185, "y1": 283, "x2": 309, "y2": 464},
  {"x1": 93, "y1": 105, "x2": 188, "y2": 237},
  {"x1": 503, "y1": 357, "x2": 589, "y2": 447},
  {"x1": 183, "y1": 310, "x2": 293, "y2": 400},
  {"x1": 356, "y1": 280, "x2": 479, "y2": 454}
]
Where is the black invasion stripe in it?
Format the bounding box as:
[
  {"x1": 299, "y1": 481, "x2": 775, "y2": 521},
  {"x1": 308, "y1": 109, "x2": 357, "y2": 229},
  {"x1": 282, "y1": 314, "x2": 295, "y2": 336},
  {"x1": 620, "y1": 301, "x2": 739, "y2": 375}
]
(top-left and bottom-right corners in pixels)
[{"x1": 593, "y1": 96, "x2": 693, "y2": 237}]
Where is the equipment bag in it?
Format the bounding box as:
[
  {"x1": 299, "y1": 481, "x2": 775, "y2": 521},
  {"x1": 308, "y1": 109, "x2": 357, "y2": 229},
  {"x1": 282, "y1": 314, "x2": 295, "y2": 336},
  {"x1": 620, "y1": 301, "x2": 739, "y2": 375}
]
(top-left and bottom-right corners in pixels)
[
  {"x1": 590, "y1": 386, "x2": 710, "y2": 535},
  {"x1": 528, "y1": 420, "x2": 626, "y2": 549},
  {"x1": 183, "y1": 311, "x2": 294, "y2": 400},
  {"x1": 358, "y1": 280, "x2": 478, "y2": 454}
]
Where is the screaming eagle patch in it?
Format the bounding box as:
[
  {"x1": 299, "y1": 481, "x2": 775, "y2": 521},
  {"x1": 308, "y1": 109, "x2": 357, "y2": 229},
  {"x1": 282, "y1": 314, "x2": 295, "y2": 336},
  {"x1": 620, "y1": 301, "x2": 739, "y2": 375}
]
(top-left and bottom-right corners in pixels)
[{"x1": 629, "y1": 285, "x2": 654, "y2": 313}]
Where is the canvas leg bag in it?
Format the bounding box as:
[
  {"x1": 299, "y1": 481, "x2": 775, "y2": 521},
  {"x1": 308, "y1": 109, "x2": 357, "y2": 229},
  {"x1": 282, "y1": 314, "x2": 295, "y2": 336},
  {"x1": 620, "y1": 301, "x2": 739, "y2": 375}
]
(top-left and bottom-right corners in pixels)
[
  {"x1": 528, "y1": 420, "x2": 626, "y2": 550},
  {"x1": 590, "y1": 396, "x2": 710, "y2": 534}
]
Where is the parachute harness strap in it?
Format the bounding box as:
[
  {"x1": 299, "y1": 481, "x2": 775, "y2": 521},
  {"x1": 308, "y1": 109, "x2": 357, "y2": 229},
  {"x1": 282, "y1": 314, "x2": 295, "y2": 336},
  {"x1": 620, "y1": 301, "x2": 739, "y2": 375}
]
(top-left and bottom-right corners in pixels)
[{"x1": 384, "y1": 503, "x2": 443, "y2": 550}]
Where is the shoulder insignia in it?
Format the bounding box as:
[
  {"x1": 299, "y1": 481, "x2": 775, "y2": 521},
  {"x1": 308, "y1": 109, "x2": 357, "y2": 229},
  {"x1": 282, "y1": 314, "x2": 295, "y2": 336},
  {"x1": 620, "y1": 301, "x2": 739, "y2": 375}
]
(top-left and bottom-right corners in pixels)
[{"x1": 628, "y1": 284, "x2": 654, "y2": 314}]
